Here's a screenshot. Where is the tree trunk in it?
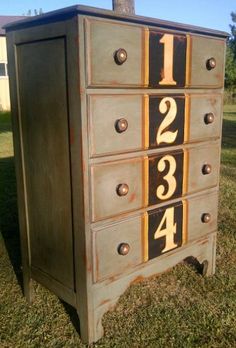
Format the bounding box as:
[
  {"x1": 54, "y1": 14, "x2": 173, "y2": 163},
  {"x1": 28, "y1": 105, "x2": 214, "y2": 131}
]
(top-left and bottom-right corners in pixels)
[{"x1": 112, "y1": 0, "x2": 135, "y2": 15}]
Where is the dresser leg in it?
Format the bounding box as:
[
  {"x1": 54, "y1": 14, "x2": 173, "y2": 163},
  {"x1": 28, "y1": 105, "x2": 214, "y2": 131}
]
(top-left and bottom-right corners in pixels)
[
  {"x1": 23, "y1": 272, "x2": 34, "y2": 304},
  {"x1": 201, "y1": 232, "x2": 217, "y2": 277},
  {"x1": 77, "y1": 308, "x2": 104, "y2": 344}
]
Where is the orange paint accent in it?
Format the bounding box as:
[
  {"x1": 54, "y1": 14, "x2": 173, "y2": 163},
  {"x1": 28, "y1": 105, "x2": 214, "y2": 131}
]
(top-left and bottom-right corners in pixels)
[
  {"x1": 142, "y1": 212, "x2": 149, "y2": 262},
  {"x1": 183, "y1": 149, "x2": 189, "y2": 195},
  {"x1": 182, "y1": 200, "x2": 188, "y2": 245},
  {"x1": 185, "y1": 35, "x2": 192, "y2": 87},
  {"x1": 144, "y1": 28, "x2": 149, "y2": 87},
  {"x1": 143, "y1": 95, "x2": 149, "y2": 150},
  {"x1": 143, "y1": 156, "x2": 149, "y2": 207},
  {"x1": 184, "y1": 94, "x2": 190, "y2": 143}
]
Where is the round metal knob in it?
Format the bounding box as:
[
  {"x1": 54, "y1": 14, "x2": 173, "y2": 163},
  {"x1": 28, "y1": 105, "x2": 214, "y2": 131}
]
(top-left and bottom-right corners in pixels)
[
  {"x1": 118, "y1": 243, "x2": 130, "y2": 256},
  {"x1": 201, "y1": 213, "x2": 211, "y2": 223},
  {"x1": 115, "y1": 118, "x2": 128, "y2": 133},
  {"x1": 202, "y1": 164, "x2": 212, "y2": 175},
  {"x1": 206, "y1": 57, "x2": 216, "y2": 70},
  {"x1": 204, "y1": 113, "x2": 215, "y2": 125},
  {"x1": 114, "y1": 48, "x2": 128, "y2": 65},
  {"x1": 116, "y1": 183, "x2": 129, "y2": 196}
]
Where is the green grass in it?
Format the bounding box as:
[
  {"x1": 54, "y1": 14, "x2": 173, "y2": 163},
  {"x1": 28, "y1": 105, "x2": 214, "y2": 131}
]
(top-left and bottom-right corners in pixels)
[{"x1": 0, "y1": 107, "x2": 236, "y2": 347}]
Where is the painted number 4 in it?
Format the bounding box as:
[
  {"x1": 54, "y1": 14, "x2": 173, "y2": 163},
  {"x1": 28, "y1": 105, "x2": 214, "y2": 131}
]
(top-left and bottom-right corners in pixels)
[
  {"x1": 154, "y1": 206, "x2": 177, "y2": 253},
  {"x1": 145, "y1": 202, "x2": 184, "y2": 261}
]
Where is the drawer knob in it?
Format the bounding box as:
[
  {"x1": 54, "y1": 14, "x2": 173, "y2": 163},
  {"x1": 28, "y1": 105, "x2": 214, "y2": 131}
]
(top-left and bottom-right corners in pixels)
[
  {"x1": 116, "y1": 183, "x2": 129, "y2": 196},
  {"x1": 202, "y1": 164, "x2": 212, "y2": 175},
  {"x1": 206, "y1": 57, "x2": 216, "y2": 70},
  {"x1": 204, "y1": 112, "x2": 215, "y2": 124},
  {"x1": 118, "y1": 243, "x2": 130, "y2": 256},
  {"x1": 114, "y1": 48, "x2": 128, "y2": 65},
  {"x1": 201, "y1": 213, "x2": 211, "y2": 223},
  {"x1": 115, "y1": 118, "x2": 128, "y2": 133}
]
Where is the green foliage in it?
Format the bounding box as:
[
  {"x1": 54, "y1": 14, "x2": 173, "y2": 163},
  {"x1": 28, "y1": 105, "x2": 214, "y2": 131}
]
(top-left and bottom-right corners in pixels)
[
  {"x1": 225, "y1": 45, "x2": 236, "y2": 89},
  {"x1": 229, "y1": 11, "x2": 236, "y2": 57},
  {"x1": 225, "y1": 11, "x2": 236, "y2": 89}
]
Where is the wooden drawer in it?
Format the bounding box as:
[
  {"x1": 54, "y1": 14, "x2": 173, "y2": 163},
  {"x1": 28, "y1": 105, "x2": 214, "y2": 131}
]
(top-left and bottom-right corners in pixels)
[
  {"x1": 91, "y1": 143, "x2": 219, "y2": 221},
  {"x1": 93, "y1": 191, "x2": 218, "y2": 282},
  {"x1": 89, "y1": 94, "x2": 222, "y2": 157},
  {"x1": 86, "y1": 19, "x2": 225, "y2": 88}
]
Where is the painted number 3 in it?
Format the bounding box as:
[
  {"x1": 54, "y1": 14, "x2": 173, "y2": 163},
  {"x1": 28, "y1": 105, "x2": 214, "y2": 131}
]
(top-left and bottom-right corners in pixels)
[{"x1": 156, "y1": 155, "x2": 177, "y2": 200}]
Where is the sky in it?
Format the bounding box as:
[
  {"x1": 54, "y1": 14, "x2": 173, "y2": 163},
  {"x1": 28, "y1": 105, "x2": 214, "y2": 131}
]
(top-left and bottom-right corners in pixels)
[{"x1": 0, "y1": 0, "x2": 235, "y2": 34}]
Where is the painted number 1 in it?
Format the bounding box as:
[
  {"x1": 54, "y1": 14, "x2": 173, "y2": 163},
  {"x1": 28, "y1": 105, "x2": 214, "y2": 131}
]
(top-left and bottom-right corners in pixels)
[{"x1": 159, "y1": 34, "x2": 177, "y2": 86}]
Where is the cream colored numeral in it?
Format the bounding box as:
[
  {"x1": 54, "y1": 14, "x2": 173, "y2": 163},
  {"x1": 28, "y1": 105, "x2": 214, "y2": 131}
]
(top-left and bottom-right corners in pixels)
[
  {"x1": 156, "y1": 155, "x2": 176, "y2": 200},
  {"x1": 159, "y1": 34, "x2": 177, "y2": 86},
  {"x1": 157, "y1": 97, "x2": 178, "y2": 145},
  {"x1": 154, "y1": 206, "x2": 177, "y2": 253}
]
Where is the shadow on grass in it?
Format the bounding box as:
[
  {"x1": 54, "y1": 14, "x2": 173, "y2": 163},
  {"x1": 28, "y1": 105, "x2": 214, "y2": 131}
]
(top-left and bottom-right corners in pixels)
[
  {"x1": 222, "y1": 118, "x2": 236, "y2": 150},
  {"x1": 0, "y1": 156, "x2": 23, "y2": 291},
  {"x1": 0, "y1": 112, "x2": 12, "y2": 134},
  {"x1": 60, "y1": 301, "x2": 81, "y2": 335},
  {"x1": 0, "y1": 156, "x2": 82, "y2": 334}
]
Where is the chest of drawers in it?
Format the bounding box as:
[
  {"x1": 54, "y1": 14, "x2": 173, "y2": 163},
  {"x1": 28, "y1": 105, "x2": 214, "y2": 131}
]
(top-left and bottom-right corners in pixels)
[{"x1": 5, "y1": 5, "x2": 227, "y2": 343}]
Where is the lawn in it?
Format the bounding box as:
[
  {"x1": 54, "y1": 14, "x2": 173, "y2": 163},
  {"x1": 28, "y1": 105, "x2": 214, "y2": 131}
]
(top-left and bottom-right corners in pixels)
[{"x1": 0, "y1": 106, "x2": 235, "y2": 347}]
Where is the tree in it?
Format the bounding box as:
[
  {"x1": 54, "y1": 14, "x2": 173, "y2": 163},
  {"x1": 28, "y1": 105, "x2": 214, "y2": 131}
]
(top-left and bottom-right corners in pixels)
[
  {"x1": 112, "y1": 0, "x2": 135, "y2": 14},
  {"x1": 225, "y1": 46, "x2": 236, "y2": 89},
  {"x1": 229, "y1": 11, "x2": 236, "y2": 58},
  {"x1": 22, "y1": 8, "x2": 43, "y2": 16},
  {"x1": 225, "y1": 11, "x2": 236, "y2": 89}
]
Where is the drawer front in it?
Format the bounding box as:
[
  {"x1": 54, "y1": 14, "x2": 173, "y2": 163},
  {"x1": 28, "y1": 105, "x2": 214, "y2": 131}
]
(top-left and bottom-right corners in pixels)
[
  {"x1": 93, "y1": 216, "x2": 143, "y2": 282},
  {"x1": 91, "y1": 158, "x2": 144, "y2": 221},
  {"x1": 91, "y1": 143, "x2": 220, "y2": 221},
  {"x1": 89, "y1": 95, "x2": 143, "y2": 156},
  {"x1": 86, "y1": 19, "x2": 143, "y2": 87},
  {"x1": 189, "y1": 94, "x2": 222, "y2": 142},
  {"x1": 86, "y1": 19, "x2": 225, "y2": 88},
  {"x1": 189, "y1": 36, "x2": 225, "y2": 88},
  {"x1": 89, "y1": 94, "x2": 222, "y2": 157},
  {"x1": 93, "y1": 191, "x2": 217, "y2": 282}
]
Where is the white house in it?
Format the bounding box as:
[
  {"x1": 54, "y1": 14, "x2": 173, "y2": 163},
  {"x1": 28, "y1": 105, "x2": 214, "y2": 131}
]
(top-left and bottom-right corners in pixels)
[{"x1": 0, "y1": 16, "x2": 25, "y2": 110}]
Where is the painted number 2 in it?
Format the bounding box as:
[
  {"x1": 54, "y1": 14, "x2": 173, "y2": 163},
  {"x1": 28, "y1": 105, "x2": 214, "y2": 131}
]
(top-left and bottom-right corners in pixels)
[
  {"x1": 156, "y1": 97, "x2": 178, "y2": 145},
  {"x1": 159, "y1": 34, "x2": 176, "y2": 86}
]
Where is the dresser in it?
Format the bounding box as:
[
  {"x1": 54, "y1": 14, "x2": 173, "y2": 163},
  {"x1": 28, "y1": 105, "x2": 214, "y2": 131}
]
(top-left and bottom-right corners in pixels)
[{"x1": 5, "y1": 5, "x2": 227, "y2": 343}]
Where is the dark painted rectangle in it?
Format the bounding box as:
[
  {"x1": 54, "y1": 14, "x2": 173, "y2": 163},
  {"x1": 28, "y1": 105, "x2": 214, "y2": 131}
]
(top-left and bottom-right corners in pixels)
[
  {"x1": 148, "y1": 150, "x2": 184, "y2": 206},
  {"x1": 147, "y1": 201, "x2": 183, "y2": 260},
  {"x1": 149, "y1": 95, "x2": 185, "y2": 148},
  {"x1": 149, "y1": 31, "x2": 187, "y2": 88}
]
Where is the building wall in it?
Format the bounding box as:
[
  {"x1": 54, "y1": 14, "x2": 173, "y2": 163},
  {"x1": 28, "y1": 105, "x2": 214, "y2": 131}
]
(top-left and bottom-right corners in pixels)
[{"x1": 0, "y1": 36, "x2": 10, "y2": 110}]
